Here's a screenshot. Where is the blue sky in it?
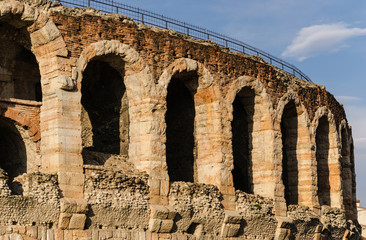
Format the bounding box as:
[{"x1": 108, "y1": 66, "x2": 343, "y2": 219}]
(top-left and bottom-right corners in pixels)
[{"x1": 117, "y1": 0, "x2": 366, "y2": 205}]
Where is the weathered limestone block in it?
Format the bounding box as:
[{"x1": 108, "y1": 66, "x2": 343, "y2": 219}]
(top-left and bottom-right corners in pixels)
[
  {"x1": 10, "y1": 0, "x2": 24, "y2": 16},
  {"x1": 274, "y1": 217, "x2": 293, "y2": 240},
  {"x1": 148, "y1": 205, "x2": 177, "y2": 233},
  {"x1": 313, "y1": 225, "x2": 324, "y2": 240},
  {"x1": 21, "y1": 3, "x2": 39, "y2": 23},
  {"x1": 220, "y1": 211, "x2": 242, "y2": 237},
  {"x1": 275, "y1": 228, "x2": 291, "y2": 240},
  {"x1": 0, "y1": 1, "x2": 12, "y2": 17},
  {"x1": 68, "y1": 214, "x2": 87, "y2": 230},
  {"x1": 159, "y1": 220, "x2": 175, "y2": 233},
  {"x1": 59, "y1": 198, "x2": 88, "y2": 230},
  {"x1": 30, "y1": 20, "x2": 61, "y2": 47},
  {"x1": 60, "y1": 198, "x2": 88, "y2": 214},
  {"x1": 58, "y1": 213, "x2": 72, "y2": 230},
  {"x1": 148, "y1": 219, "x2": 162, "y2": 233}
]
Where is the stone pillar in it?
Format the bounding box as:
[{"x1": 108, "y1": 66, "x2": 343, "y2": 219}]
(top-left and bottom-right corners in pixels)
[
  {"x1": 40, "y1": 89, "x2": 84, "y2": 199},
  {"x1": 194, "y1": 88, "x2": 235, "y2": 210},
  {"x1": 129, "y1": 97, "x2": 169, "y2": 205},
  {"x1": 36, "y1": 41, "x2": 84, "y2": 199}
]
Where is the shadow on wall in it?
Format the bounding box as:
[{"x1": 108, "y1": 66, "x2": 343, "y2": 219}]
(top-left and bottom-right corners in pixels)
[
  {"x1": 81, "y1": 58, "x2": 129, "y2": 161},
  {"x1": 0, "y1": 27, "x2": 41, "y2": 101},
  {"x1": 166, "y1": 71, "x2": 198, "y2": 183},
  {"x1": 316, "y1": 116, "x2": 330, "y2": 206},
  {"x1": 231, "y1": 87, "x2": 255, "y2": 194},
  {"x1": 0, "y1": 117, "x2": 27, "y2": 194},
  {"x1": 281, "y1": 100, "x2": 299, "y2": 206}
]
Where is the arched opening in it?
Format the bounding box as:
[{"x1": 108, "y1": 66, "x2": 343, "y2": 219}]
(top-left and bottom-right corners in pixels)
[
  {"x1": 231, "y1": 87, "x2": 254, "y2": 193},
  {"x1": 81, "y1": 58, "x2": 128, "y2": 159},
  {"x1": 165, "y1": 71, "x2": 197, "y2": 182},
  {"x1": 350, "y1": 142, "x2": 356, "y2": 219},
  {"x1": 281, "y1": 100, "x2": 298, "y2": 205},
  {"x1": 341, "y1": 127, "x2": 353, "y2": 218},
  {"x1": 0, "y1": 117, "x2": 27, "y2": 181},
  {"x1": 316, "y1": 116, "x2": 330, "y2": 206},
  {"x1": 0, "y1": 23, "x2": 41, "y2": 101}
]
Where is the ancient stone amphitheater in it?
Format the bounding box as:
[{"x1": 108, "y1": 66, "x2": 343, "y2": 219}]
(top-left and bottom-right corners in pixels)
[{"x1": 0, "y1": 0, "x2": 361, "y2": 239}]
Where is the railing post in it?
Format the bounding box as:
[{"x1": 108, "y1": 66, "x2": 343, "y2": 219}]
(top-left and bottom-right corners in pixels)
[{"x1": 88, "y1": 0, "x2": 90, "y2": 7}]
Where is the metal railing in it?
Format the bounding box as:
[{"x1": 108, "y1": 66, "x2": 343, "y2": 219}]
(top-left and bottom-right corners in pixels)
[{"x1": 57, "y1": 0, "x2": 312, "y2": 82}]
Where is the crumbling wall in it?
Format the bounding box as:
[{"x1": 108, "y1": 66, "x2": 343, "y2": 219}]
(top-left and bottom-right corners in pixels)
[
  {"x1": 168, "y1": 182, "x2": 225, "y2": 235},
  {"x1": 0, "y1": 171, "x2": 60, "y2": 226},
  {"x1": 84, "y1": 163, "x2": 150, "y2": 230},
  {"x1": 236, "y1": 192, "x2": 277, "y2": 239}
]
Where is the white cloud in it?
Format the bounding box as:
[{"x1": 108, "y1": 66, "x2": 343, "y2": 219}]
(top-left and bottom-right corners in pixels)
[
  {"x1": 355, "y1": 137, "x2": 366, "y2": 143},
  {"x1": 282, "y1": 22, "x2": 366, "y2": 61},
  {"x1": 336, "y1": 96, "x2": 362, "y2": 102}
]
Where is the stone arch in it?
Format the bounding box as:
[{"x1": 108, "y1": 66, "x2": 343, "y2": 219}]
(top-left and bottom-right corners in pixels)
[
  {"x1": 0, "y1": 106, "x2": 40, "y2": 143},
  {"x1": 158, "y1": 58, "x2": 214, "y2": 93},
  {"x1": 0, "y1": 105, "x2": 41, "y2": 184},
  {"x1": 224, "y1": 76, "x2": 276, "y2": 198},
  {"x1": 158, "y1": 58, "x2": 217, "y2": 183},
  {"x1": 276, "y1": 92, "x2": 314, "y2": 207},
  {"x1": 312, "y1": 107, "x2": 341, "y2": 208},
  {"x1": 75, "y1": 40, "x2": 154, "y2": 96},
  {"x1": 0, "y1": 0, "x2": 71, "y2": 96},
  {"x1": 75, "y1": 40, "x2": 155, "y2": 163},
  {"x1": 0, "y1": 116, "x2": 27, "y2": 181},
  {"x1": 0, "y1": 0, "x2": 74, "y2": 184},
  {"x1": 339, "y1": 120, "x2": 354, "y2": 219}
]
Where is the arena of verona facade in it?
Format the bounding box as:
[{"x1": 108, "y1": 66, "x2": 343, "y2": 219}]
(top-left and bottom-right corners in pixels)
[{"x1": 0, "y1": 0, "x2": 360, "y2": 239}]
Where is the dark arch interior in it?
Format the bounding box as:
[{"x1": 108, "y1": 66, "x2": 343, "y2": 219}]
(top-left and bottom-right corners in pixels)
[
  {"x1": 350, "y1": 142, "x2": 356, "y2": 219},
  {"x1": 0, "y1": 26, "x2": 41, "y2": 101},
  {"x1": 81, "y1": 59, "x2": 128, "y2": 156},
  {"x1": 165, "y1": 72, "x2": 197, "y2": 182},
  {"x1": 281, "y1": 100, "x2": 298, "y2": 206},
  {"x1": 14, "y1": 47, "x2": 42, "y2": 101},
  {"x1": 0, "y1": 117, "x2": 27, "y2": 180},
  {"x1": 341, "y1": 128, "x2": 349, "y2": 158},
  {"x1": 316, "y1": 116, "x2": 330, "y2": 206},
  {"x1": 341, "y1": 128, "x2": 353, "y2": 219},
  {"x1": 231, "y1": 87, "x2": 254, "y2": 193}
]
